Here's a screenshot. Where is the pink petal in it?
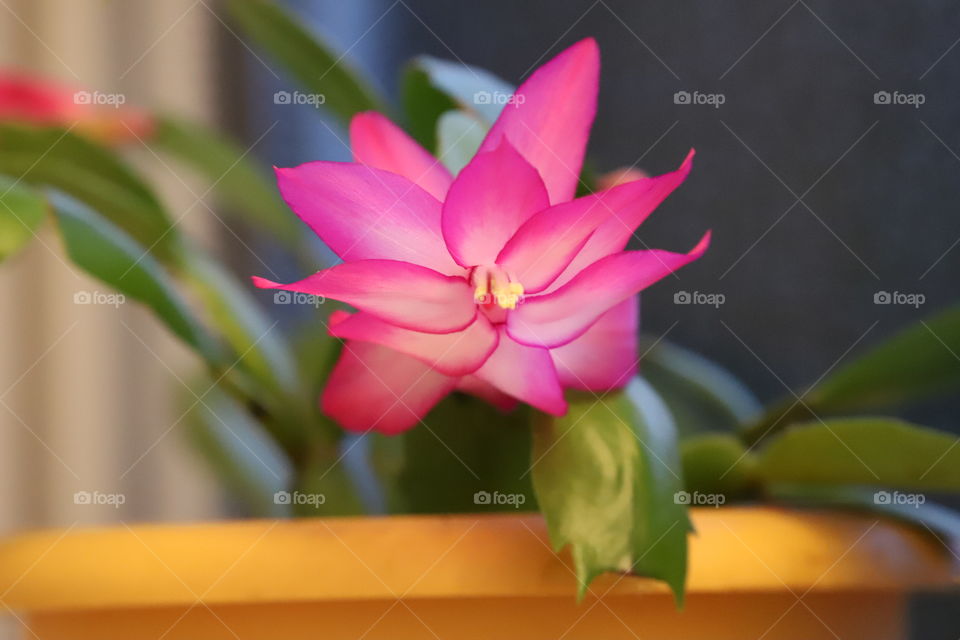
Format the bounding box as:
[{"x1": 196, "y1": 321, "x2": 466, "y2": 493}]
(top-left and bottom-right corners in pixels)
[
  {"x1": 551, "y1": 297, "x2": 639, "y2": 390},
  {"x1": 456, "y1": 375, "x2": 519, "y2": 412},
  {"x1": 478, "y1": 38, "x2": 599, "y2": 204},
  {"x1": 350, "y1": 111, "x2": 453, "y2": 201},
  {"x1": 548, "y1": 150, "x2": 695, "y2": 291},
  {"x1": 473, "y1": 328, "x2": 567, "y2": 415},
  {"x1": 322, "y1": 340, "x2": 456, "y2": 434},
  {"x1": 0, "y1": 71, "x2": 155, "y2": 144},
  {"x1": 508, "y1": 233, "x2": 711, "y2": 347},
  {"x1": 329, "y1": 312, "x2": 498, "y2": 376},
  {"x1": 497, "y1": 153, "x2": 693, "y2": 293},
  {"x1": 252, "y1": 259, "x2": 475, "y2": 334},
  {"x1": 441, "y1": 140, "x2": 550, "y2": 268},
  {"x1": 328, "y1": 309, "x2": 352, "y2": 326},
  {"x1": 0, "y1": 72, "x2": 72, "y2": 123},
  {"x1": 275, "y1": 162, "x2": 461, "y2": 275}
]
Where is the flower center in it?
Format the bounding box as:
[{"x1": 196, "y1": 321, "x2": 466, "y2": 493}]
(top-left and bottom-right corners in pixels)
[{"x1": 470, "y1": 265, "x2": 524, "y2": 310}]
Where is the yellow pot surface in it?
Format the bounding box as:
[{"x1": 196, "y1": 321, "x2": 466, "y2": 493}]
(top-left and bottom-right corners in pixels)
[{"x1": 0, "y1": 507, "x2": 955, "y2": 639}]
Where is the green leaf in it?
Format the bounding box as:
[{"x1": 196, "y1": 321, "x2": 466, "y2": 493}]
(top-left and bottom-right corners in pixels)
[
  {"x1": 531, "y1": 378, "x2": 689, "y2": 604},
  {"x1": 223, "y1": 0, "x2": 385, "y2": 123},
  {"x1": 680, "y1": 432, "x2": 758, "y2": 499},
  {"x1": 409, "y1": 56, "x2": 514, "y2": 125},
  {"x1": 184, "y1": 382, "x2": 291, "y2": 517},
  {"x1": 291, "y1": 321, "x2": 344, "y2": 405},
  {"x1": 368, "y1": 430, "x2": 405, "y2": 511},
  {"x1": 179, "y1": 249, "x2": 297, "y2": 392},
  {"x1": 810, "y1": 304, "x2": 960, "y2": 410},
  {"x1": 50, "y1": 192, "x2": 217, "y2": 361},
  {"x1": 185, "y1": 378, "x2": 365, "y2": 518},
  {"x1": 745, "y1": 305, "x2": 960, "y2": 442},
  {"x1": 289, "y1": 442, "x2": 367, "y2": 517},
  {"x1": 768, "y1": 485, "x2": 960, "y2": 545},
  {"x1": 401, "y1": 64, "x2": 458, "y2": 152},
  {"x1": 0, "y1": 124, "x2": 177, "y2": 260},
  {"x1": 389, "y1": 394, "x2": 534, "y2": 514},
  {"x1": 436, "y1": 110, "x2": 486, "y2": 175},
  {"x1": 0, "y1": 176, "x2": 45, "y2": 261},
  {"x1": 573, "y1": 158, "x2": 600, "y2": 197},
  {"x1": 151, "y1": 116, "x2": 301, "y2": 248},
  {"x1": 755, "y1": 418, "x2": 960, "y2": 491},
  {"x1": 642, "y1": 337, "x2": 761, "y2": 435}
]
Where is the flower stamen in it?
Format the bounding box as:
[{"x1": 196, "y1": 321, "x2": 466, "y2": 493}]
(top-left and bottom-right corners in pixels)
[
  {"x1": 491, "y1": 278, "x2": 524, "y2": 310},
  {"x1": 470, "y1": 265, "x2": 524, "y2": 310}
]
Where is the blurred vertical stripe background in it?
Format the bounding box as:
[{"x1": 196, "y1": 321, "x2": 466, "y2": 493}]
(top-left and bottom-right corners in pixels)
[{"x1": 0, "y1": 0, "x2": 224, "y2": 559}]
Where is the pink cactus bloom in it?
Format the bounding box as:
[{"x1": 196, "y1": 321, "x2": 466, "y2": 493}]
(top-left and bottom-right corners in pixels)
[
  {"x1": 254, "y1": 38, "x2": 709, "y2": 434},
  {"x1": 0, "y1": 70, "x2": 154, "y2": 144}
]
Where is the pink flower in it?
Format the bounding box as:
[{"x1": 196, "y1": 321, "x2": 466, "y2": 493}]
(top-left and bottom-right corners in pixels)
[
  {"x1": 254, "y1": 39, "x2": 709, "y2": 434},
  {"x1": 0, "y1": 70, "x2": 154, "y2": 144}
]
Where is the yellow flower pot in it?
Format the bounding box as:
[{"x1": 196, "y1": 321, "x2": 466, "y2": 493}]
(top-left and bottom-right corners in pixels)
[{"x1": 0, "y1": 507, "x2": 955, "y2": 639}]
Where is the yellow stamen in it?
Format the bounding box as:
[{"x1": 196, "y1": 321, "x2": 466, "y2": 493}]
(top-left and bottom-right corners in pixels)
[
  {"x1": 470, "y1": 265, "x2": 524, "y2": 310},
  {"x1": 492, "y1": 279, "x2": 524, "y2": 310}
]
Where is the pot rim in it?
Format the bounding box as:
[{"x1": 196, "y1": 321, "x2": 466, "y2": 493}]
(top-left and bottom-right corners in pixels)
[{"x1": 0, "y1": 506, "x2": 955, "y2": 613}]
